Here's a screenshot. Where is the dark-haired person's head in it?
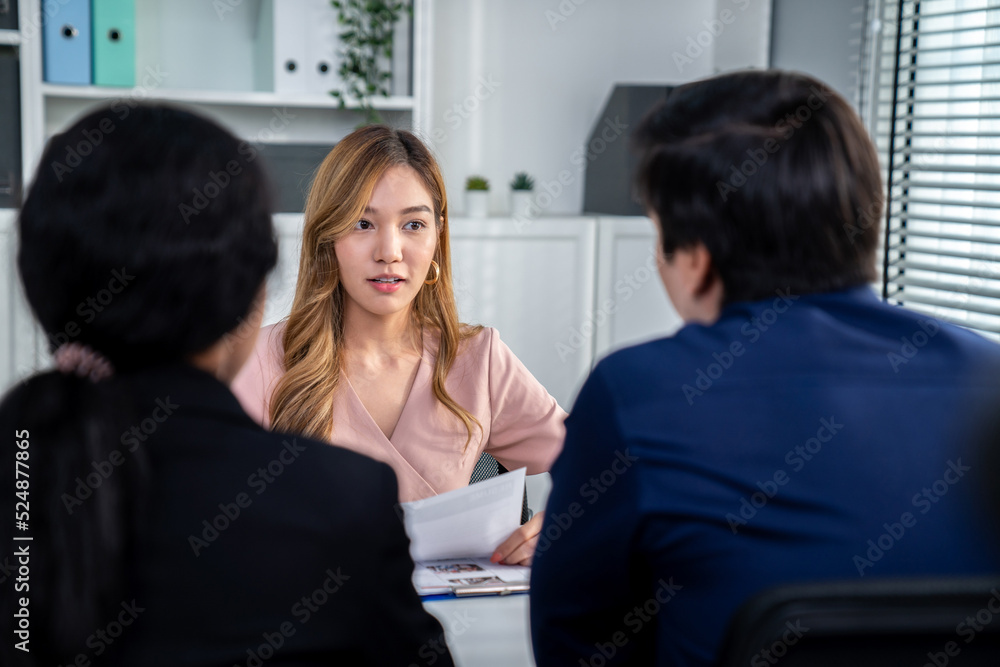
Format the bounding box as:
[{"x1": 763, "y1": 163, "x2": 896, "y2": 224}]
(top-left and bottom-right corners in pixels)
[
  {"x1": 633, "y1": 69, "x2": 882, "y2": 323},
  {"x1": 1, "y1": 104, "x2": 276, "y2": 664},
  {"x1": 19, "y1": 104, "x2": 276, "y2": 373}
]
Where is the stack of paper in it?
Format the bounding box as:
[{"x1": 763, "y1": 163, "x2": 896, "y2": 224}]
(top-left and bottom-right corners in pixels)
[{"x1": 401, "y1": 468, "x2": 532, "y2": 597}]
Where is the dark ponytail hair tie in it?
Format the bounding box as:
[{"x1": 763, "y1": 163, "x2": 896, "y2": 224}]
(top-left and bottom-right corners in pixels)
[{"x1": 53, "y1": 342, "x2": 115, "y2": 382}]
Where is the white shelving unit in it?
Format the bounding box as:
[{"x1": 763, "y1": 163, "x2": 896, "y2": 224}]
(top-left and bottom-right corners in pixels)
[
  {"x1": 1, "y1": 0, "x2": 432, "y2": 392},
  {"x1": 17, "y1": 0, "x2": 431, "y2": 184},
  {"x1": 2, "y1": 0, "x2": 681, "y2": 406},
  {"x1": 40, "y1": 84, "x2": 417, "y2": 110}
]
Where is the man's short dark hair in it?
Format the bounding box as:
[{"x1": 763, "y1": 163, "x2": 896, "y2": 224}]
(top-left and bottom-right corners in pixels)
[{"x1": 633, "y1": 69, "x2": 883, "y2": 304}]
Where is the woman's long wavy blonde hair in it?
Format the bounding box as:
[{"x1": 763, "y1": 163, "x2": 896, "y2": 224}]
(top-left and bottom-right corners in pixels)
[{"x1": 270, "y1": 125, "x2": 483, "y2": 447}]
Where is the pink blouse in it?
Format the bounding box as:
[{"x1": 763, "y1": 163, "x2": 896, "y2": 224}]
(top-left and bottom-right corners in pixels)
[{"x1": 231, "y1": 322, "x2": 567, "y2": 503}]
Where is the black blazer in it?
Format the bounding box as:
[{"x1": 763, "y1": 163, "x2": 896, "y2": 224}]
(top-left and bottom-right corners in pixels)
[{"x1": 43, "y1": 363, "x2": 452, "y2": 666}]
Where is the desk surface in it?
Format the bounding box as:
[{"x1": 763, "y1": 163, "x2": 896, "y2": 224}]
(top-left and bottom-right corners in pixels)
[{"x1": 423, "y1": 594, "x2": 535, "y2": 667}]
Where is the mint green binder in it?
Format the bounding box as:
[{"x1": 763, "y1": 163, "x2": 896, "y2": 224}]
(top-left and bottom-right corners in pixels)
[{"x1": 91, "y1": 0, "x2": 135, "y2": 87}]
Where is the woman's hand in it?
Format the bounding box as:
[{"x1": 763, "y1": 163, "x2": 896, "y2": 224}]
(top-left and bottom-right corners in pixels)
[{"x1": 490, "y1": 511, "x2": 545, "y2": 567}]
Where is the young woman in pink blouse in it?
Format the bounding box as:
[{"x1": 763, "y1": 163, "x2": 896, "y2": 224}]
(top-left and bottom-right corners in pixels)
[{"x1": 232, "y1": 125, "x2": 566, "y2": 566}]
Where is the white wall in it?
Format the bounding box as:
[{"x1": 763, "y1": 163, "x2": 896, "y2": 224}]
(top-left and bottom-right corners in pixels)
[{"x1": 423, "y1": 0, "x2": 772, "y2": 216}]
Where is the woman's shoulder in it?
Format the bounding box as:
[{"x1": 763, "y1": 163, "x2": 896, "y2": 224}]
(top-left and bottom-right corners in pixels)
[
  {"x1": 449, "y1": 324, "x2": 500, "y2": 363},
  {"x1": 259, "y1": 320, "x2": 286, "y2": 350},
  {"x1": 421, "y1": 324, "x2": 494, "y2": 358},
  {"x1": 230, "y1": 320, "x2": 287, "y2": 425},
  {"x1": 460, "y1": 324, "x2": 495, "y2": 348}
]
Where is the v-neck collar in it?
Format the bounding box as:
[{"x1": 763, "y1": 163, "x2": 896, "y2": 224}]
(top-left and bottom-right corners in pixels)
[{"x1": 341, "y1": 338, "x2": 432, "y2": 446}]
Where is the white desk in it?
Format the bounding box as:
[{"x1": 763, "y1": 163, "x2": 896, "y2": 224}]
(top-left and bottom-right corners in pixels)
[{"x1": 423, "y1": 594, "x2": 535, "y2": 666}]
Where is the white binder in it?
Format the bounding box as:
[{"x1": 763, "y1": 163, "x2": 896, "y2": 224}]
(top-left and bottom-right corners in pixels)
[
  {"x1": 254, "y1": 0, "x2": 409, "y2": 97},
  {"x1": 256, "y1": 0, "x2": 309, "y2": 94},
  {"x1": 305, "y1": 0, "x2": 340, "y2": 95}
]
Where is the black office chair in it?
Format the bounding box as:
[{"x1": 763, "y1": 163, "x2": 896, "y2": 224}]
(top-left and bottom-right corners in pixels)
[
  {"x1": 716, "y1": 577, "x2": 1000, "y2": 667},
  {"x1": 469, "y1": 451, "x2": 532, "y2": 524}
]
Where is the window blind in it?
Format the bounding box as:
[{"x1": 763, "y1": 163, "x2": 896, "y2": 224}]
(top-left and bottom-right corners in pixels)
[{"x1": 870, "y1": 0, "x2": 1000, "y2": 341}]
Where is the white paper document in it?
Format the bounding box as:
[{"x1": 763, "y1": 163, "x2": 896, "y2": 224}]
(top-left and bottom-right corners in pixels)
[
  {"x1": 411, "y1": 557, "x2": 531, "y2": 597},
  {"x1": 401, "y1": 467, "x2": 530, "y2": 596}
]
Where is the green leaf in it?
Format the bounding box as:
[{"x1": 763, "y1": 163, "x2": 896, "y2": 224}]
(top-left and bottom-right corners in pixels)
[
  {"x1": 330, "y1": 0, "x2": 407, "y2": 120},
  {"x1": 466, "y1": 176, "x2": 490, "y2": 191}
]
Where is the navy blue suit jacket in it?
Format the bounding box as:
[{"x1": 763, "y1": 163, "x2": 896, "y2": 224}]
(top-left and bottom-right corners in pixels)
[{"x1": 531, "y1": 286, "x2": 1000, "y2": 666}]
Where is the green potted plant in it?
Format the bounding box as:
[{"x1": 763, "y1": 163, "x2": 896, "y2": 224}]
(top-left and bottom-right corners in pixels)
[
  {"x1": 509, "y1": 172, "x2": 535, "y2": 218},
  {"x1": 329, "y1": 0, "x2": 411, "y2": 126},
  {"x1": 465, "y1": 175, "x2": 490, "y2": 218}
]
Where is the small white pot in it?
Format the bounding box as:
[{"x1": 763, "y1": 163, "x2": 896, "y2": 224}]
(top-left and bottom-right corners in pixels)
[
  {"x1": 465, "y1": 190, "x2": 489, "y2": 218},
  {"x1": 510, "y1": 190, "x2": 535, "y2": 219}
]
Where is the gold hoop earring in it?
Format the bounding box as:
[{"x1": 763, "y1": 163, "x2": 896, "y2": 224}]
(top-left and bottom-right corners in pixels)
[{"x1": 424, "y1": 260, "x2": 440, "y2": 286}]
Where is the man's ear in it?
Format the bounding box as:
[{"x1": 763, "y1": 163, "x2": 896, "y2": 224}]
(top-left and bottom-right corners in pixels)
[
  {"x1": 688, "y1": 243, "x2": 719, "y2": 297},
  {"x1": 684, "y1": 243, "x2": 725, "y2": 323}
]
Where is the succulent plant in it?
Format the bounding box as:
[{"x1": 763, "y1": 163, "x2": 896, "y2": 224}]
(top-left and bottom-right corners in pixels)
[
  {"x1": 510, "y1": 172, "x2": 535, "y2": 191},
  {"x1": 510, "y1": 171, "x2": 535, "y2": 190},
  {"x1": 466, "y1": 176, "x2": 490, "y2": 191}
]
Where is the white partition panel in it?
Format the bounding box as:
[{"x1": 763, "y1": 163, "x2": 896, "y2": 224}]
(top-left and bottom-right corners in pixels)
[
  {"x1": 0, "y1": 210, "x2": 14, "y2": 393},
  {"x1": 262, "y1": 213, "x2": 305, "y2": 327},
  {"x1": 449, "y1": 217, "x2": 596, "y2": 411},
  {"x1": 0, "y1": 209, "x2": 45, "y2": 397},
  {"x1": 593, "y1": 217, "x2": 683, "y2": 365}
]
